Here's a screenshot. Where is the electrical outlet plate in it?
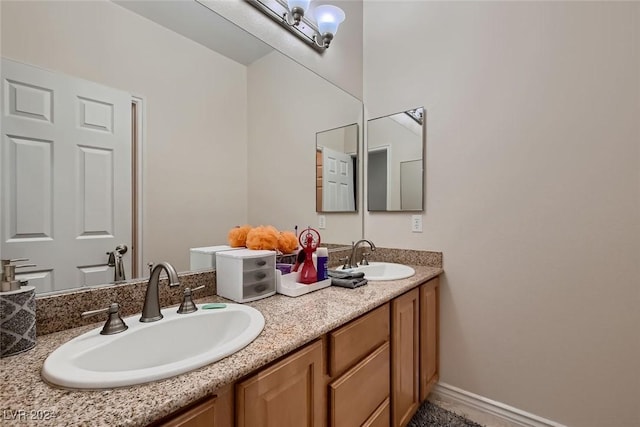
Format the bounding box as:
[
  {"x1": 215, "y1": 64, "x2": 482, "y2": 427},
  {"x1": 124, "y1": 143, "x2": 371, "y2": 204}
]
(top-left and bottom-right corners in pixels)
[
  {"x1": 411, "y1": 215, "x2": 423, "y2": 233},
  {"x1": 318, "y1": 215, "x2": 326, "y2": 229}
]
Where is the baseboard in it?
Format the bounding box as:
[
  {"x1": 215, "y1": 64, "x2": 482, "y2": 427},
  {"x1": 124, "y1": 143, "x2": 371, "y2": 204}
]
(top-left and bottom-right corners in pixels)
[{"x1": 431, "y1": 383, "x2": 566, "y2": 427}]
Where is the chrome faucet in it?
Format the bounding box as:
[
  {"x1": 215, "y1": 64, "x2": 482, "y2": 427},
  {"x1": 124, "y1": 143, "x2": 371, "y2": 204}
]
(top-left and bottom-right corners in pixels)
[
  {"x1": 347, "y1": 239, "x2": 376, "y2": 269},
  {"x1": 140, "y1": 262, "x2": 180, "y2": 322}
]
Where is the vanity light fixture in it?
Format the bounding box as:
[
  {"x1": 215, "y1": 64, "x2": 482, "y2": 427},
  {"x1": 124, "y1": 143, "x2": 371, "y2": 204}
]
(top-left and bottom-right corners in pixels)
[
  {"x1": 406, "y1": 107, "x2": 424, "y2": 125},
  {"x1": 247, "y1": 0, "x2": 346, "y2": 51}
]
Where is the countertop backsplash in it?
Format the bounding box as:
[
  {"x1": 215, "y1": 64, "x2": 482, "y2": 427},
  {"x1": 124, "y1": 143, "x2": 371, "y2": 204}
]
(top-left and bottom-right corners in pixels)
[
  {"x1": 34, "y1": 247, "x2": 442, "y2": 336},
  {"x1": 35, "y1": 270, "x2": 216, "y2": 336}
]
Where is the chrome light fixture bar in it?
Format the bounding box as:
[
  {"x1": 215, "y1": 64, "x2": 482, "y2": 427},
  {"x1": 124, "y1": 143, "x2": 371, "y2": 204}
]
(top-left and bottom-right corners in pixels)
[
  {"x1": 246, "y1": 0, "x2": 345, "y2": 52},
  {"x1": 406, "y1": 107, "x2": 424, "y2": 125}
]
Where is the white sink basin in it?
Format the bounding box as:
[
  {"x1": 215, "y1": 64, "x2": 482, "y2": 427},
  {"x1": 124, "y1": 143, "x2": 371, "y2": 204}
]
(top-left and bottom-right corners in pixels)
[
  {"x1": 339, "y1": 262, "x2": 415, "y2": 281},
  {"x1": 42, "y1": 303, "x2": 264, "y2": 389}
]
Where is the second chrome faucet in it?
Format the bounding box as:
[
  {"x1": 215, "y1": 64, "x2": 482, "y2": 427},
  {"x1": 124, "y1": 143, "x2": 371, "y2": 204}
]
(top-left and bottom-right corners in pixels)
[{"x1": 344, "y1": 239, "x2": 376, "y2": 269}]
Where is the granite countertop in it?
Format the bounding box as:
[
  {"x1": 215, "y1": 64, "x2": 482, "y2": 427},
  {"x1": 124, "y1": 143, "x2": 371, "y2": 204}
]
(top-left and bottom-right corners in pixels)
[{"x1": 0, "y1": 265, "x2": 442, "y2": 426}]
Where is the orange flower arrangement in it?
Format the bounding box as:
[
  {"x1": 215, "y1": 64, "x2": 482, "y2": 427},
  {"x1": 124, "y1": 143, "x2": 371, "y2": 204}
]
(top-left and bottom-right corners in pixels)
[
  {"x1": 277, "y1": 231, "x2": 298, "y2": 254},
  {"x1": 228, "y1": 225, "x2": 299, "y2": 254},
  {"x1": 245, "y1": 225, "x2": 280, "y2": 251},
  {"x1": 227, "y1": 225, "x2": 252, "y2": 247}
]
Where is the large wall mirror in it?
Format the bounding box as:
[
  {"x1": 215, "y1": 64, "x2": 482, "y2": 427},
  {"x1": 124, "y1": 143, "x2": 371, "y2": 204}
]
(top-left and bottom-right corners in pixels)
[
  {"x1": 367, "y1": 107, "x2": 425, "y2": 212},
  {"x1": 0, "y1": 0, "x2": 363, "y2": 294},
  {"x1": 316, "y1": 124, "x2": 359, "y2": 212}
]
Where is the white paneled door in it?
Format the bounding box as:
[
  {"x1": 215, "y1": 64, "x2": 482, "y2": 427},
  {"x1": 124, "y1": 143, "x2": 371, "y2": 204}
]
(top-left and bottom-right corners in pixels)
[
  {"x1": 322, "y1": 147, "x2": 355, "y2": 212},
  {"x1": 1, "y1": 59, "x2": 132, "y2": 293}
]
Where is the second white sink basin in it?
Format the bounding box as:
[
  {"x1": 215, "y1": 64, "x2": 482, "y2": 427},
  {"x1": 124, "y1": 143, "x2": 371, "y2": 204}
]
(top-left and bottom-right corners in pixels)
[
  {"x1": 339, "y1": 262, "x2": 415, "y2": 281},
  {"x1": 42, "y1": 303, "x2": 264, "y2": 389}
]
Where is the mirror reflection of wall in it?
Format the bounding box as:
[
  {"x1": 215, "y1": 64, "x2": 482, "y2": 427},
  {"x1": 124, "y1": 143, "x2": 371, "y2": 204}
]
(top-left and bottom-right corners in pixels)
[
  {"x1": 367, "y1": 107, "x2": 425, "y2": 212},
  {"x1": 316, "y1": 124, "x2": 359, "y2": 213},
  {"x1": 246, "y1": 52, "x2": 362, "y2": 244},
  {"x1": 0, "y1": 0, "x2": 363, "y2": 294}
]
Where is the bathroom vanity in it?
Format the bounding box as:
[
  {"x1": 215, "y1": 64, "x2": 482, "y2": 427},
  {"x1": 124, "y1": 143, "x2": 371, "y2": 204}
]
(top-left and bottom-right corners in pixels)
[
  {"x1": 156, "y1": 276, "x2": 440, "y2": 427},
  {"x1": 0, "y1": 262, "x2": 441, "y2": 427}
]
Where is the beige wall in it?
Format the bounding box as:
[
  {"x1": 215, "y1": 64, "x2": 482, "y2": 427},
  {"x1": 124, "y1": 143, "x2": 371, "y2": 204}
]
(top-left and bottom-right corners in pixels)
[
  {"x1": 1, "y1": 0, "x2": 249, "y2": 272},
  {"x1": 199, "y1": 0, "x2": 363, "y2": 100},
  {"x1": 247, "y1": 51, "x2": 362, "y2": 244},
  {"x1": 364, "y1": 2, "x2": 640, "y2": 426}
]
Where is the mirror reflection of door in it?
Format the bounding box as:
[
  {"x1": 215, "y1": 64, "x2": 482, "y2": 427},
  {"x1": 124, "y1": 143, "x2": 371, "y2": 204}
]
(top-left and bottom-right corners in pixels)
[
  {"x1": 322, "y1": 147, "x2": 355, "y2": 211},
  {"x1": 1, "y1": 58, "x2": 133, "y2": 293},
  {"x1": 367, "y1": 107, "x2": 425, "y2": 212},
  {"x1": 315, "y1": 124, "x2": 359, "y2": 213}
]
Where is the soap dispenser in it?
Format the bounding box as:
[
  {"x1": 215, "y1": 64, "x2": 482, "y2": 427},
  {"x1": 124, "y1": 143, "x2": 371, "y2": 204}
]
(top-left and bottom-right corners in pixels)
[{"x1": 0, "y1": 258, "x2": 37, "y2": 357}]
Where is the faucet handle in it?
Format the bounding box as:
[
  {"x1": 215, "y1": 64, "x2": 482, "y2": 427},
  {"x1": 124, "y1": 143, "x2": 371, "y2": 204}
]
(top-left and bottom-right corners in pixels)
[
  {"x1": 81, "y1": 303, "x2": 128, "y2": 335},
  {"x1": 1, "y1": 258, "x2": 29, "y2": 266},
  {"x1": 360, "y1": 252, "x2": 371, "y2": 266},
  {"x1": 340, "y1": 256, "x2": 354, "y2": 270},
  {"x1": 177, "y1": 285, "x2": 205, "y2": 314}
]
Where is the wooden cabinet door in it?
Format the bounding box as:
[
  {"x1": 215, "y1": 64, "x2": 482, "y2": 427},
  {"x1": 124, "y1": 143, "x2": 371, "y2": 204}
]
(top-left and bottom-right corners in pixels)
[
  {"x1": 391, "y1": 288, "x2": 420, "y2": 427},
  {"x1": 236, "y1": 340, "x2": 324, "y2": 427},
  {"x1": 420, "y1": 277, "x2": 440, "y2": 401},
  {"x1": 159, "y1": 385, "x2": 233, "y2": 427}
]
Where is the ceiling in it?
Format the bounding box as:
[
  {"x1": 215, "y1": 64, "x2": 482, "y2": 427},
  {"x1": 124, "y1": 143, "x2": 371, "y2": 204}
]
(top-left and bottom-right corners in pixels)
[{"x1": 114, "y1": 0, "x2": 273, "y2": 65}]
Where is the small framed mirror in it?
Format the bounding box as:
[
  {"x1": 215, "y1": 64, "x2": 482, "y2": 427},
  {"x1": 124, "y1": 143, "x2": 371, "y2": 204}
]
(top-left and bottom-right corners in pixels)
[
  {"x1": 367, "y1": 107, "x2": 425, "y2": 212},
  {"x1": 316, "y1": 123, "x2": 359, "y2": 213}
]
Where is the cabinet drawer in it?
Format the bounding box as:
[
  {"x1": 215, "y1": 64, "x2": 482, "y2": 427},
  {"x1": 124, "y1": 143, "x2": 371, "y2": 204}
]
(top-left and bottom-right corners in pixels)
[
  {"x1": 242, "y1": 279, "x2": 275, "y2": 299},
  {"x1": 329, "y1": 303, "x2": 389, "y2": 377},
  {"x1": 329, "y1": 342, "x2": 390, "y2": 427},
  {"x1": 242, "y1": 256, "x2": 274, "y2": 270},
  {"x1": 243, "y1": 266, "x2": 274, "y2": 284},
  {"x1": 363, "y1": 397, "x2": 390, "y2": 427}
]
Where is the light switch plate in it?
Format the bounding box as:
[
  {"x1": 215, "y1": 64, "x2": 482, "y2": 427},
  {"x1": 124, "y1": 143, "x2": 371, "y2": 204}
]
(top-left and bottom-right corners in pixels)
[
  {"x1": 411, "y1": 215, "x2": 423, "y2": 233},
  {"x1": 318, "y1": 215, "x2": 326, "y2": 229}
]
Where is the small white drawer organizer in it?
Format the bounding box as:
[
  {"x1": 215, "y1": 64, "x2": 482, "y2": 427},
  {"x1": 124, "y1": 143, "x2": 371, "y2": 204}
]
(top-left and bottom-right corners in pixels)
[{"x1": 216, "y1": 249, "x2": 276, "y2": 303}]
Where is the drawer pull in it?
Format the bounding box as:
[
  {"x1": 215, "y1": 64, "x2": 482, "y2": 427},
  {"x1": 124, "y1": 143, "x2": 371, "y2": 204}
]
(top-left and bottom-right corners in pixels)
[
  {"x1": 256, "y1": 260, "x2": 267, "y2": 267},
  {"x1": 254, "y1": 272, "x2": 267, "y2": 280},
  {"x1": 255, "y1": 284, "x2": 266, "y2": 293}
]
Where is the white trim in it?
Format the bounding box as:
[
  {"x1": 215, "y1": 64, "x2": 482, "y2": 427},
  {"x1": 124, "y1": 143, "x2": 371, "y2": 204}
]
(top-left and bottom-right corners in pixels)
[
  {"x1": 431, "y1": 383, "x2": 567, "y2": 427},
  {"x1": 131, "y1": 95, "x2": 145, "y2": 277}
]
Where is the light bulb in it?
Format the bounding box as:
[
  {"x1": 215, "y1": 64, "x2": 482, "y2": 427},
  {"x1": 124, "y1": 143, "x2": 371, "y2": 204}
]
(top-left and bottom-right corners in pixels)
[
  {"x1": 313, "y1": 5, "x2": 345, "y2": 35},
  {"x1": 287, "y1": 0, "x2": 310, "y2": 13}
]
